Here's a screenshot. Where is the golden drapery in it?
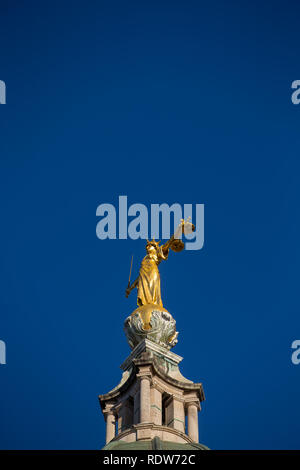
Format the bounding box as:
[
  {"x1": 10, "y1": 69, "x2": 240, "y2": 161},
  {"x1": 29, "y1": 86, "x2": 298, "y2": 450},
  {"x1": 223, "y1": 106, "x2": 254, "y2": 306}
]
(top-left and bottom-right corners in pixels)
[{"x1": 137, "y1": 247, "x2": 168, "y2": 308}]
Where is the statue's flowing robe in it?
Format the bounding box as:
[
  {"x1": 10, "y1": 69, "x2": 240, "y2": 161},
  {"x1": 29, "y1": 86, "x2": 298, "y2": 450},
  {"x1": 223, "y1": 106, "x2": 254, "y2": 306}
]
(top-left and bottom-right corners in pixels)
[{"x1": 137, "y1": 247, "x2": 168, "y2": 307}]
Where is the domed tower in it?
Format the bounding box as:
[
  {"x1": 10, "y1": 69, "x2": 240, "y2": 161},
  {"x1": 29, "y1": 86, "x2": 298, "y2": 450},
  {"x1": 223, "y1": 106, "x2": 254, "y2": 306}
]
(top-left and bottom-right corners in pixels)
[{"x1": 98, "y1": 220, "x2": 208, "y2": 450}]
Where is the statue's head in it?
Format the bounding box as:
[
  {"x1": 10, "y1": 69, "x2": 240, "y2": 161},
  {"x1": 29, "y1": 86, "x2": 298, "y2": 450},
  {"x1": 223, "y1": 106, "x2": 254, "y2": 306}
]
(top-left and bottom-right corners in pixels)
[{"x1": 146, "y1": 239, "x2": 160, "y2": 254}]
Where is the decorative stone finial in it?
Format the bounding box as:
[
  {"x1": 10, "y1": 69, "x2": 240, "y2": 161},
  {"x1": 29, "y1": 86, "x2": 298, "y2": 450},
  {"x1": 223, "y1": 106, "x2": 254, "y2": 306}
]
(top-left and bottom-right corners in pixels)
[{"x1": 124, "y1": 304, "x2": 178, "y2": 350}]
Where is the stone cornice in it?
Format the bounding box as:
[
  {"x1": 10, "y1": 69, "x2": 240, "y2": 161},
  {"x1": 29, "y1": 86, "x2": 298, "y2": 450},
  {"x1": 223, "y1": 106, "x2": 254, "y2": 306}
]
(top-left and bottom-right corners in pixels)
[
  {"x1": 99, "y1": 339, "x2": 205, "y2": 410},
  {"x1": 121, "y1": 339, "x2": 183, "y2": 371},
  {"x1": 151, "y1": 360, "x2": 205, "y2": 402},
  {"x1": 99, "y1": 355, "x2": 205, "y2": 409}
]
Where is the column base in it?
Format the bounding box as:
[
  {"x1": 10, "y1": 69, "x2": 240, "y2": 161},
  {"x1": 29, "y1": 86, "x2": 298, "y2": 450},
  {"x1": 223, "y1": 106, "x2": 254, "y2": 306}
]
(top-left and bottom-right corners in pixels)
[{"x1": 110, "y1": 423, "x2": 195, "y2": 445}]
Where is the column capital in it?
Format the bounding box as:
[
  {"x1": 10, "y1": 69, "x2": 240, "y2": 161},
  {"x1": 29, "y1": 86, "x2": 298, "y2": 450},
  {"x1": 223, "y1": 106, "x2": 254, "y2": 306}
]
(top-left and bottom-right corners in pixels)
[
  {"x1": 185, "y1": 399, "x2": 201, "y2": 411},
  {"x1": 136, "y1": 363, "x2": 153, "y2": 377},
  {"x1": 172, "y1": 394, "x2": 185, "y2": 404},
  {"x1": 136, "y1": 373, "x2": 152, "y2": 384},
  {"x1": 103, "y1": 402, "x2": 116, "y2": 416}
]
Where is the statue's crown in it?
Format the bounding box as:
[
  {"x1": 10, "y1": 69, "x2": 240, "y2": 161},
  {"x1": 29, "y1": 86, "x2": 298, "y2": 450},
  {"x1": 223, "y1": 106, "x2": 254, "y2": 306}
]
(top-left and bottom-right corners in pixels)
[{"x1": 146, "y1": 238, "x2": 160, "y2": 247}]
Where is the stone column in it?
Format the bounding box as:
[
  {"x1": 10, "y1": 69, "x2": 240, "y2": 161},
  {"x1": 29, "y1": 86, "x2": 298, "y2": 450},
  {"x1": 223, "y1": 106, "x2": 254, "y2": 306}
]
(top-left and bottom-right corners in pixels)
[
  {"x1": 165, "y1": 396, "x2": 185, "y2": 432},
  {"x1": 150, "y1": 387, "x2": 162, "y2": 425},
  {"x1": 117, "y1": 408, "x2": 123, "y2": 435},
  {"x1": 187, "y1": 402, "x2": 199, "y2": 443},
  {"x1": 105, "y1": 410, "x2": 116, "y2": 444},
  {"x1": 172, "y1": 397, "x2": 185, "y2": 433},
  {"x1": 133, "y1": 389, "x2": 140, "y2": 424},
  {"x1": 117, "y1": 400, "x2": 133, "y2": 433},
  {"x1": 140, "y1": 376, "x2": 151, "y2": 423}
]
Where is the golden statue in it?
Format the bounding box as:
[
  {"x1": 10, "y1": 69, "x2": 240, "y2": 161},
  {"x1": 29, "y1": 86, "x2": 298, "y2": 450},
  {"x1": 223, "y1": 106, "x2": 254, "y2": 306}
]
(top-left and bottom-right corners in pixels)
[{"x1": 125, "y1": 219, "x2": 195, "y2": 308}]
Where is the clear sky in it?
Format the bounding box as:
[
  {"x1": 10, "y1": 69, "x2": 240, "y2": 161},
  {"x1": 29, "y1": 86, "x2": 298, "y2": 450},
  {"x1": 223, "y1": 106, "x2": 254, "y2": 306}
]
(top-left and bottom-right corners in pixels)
[{"x1": 0, "y1": 0, "x2": 300, "y2": 450}]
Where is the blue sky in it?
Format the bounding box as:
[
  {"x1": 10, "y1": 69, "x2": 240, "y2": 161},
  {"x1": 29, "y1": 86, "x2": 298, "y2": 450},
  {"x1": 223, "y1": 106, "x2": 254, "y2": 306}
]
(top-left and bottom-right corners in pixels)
[{"x1": 0, "y1": 0, "x2": 300, "y2": 449}]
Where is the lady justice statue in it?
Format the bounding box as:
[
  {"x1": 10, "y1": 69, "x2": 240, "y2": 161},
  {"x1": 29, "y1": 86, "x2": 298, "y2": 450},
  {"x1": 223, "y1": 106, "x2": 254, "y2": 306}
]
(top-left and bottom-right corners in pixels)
[{"x1": 124, "y1": 218, "x2": 195, "y2": 350}]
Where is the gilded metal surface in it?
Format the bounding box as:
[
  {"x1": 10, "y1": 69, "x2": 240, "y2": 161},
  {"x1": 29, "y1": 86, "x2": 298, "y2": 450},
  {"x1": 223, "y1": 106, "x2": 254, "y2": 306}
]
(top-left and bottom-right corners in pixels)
[{"x1": 125, "y1": 218, "x2": 194, "y2": 308}]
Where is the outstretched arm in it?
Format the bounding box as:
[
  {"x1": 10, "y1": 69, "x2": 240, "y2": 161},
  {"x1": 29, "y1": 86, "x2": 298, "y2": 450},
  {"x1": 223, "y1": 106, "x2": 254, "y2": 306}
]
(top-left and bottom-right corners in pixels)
[
  {"x1": 161, "y1": 220, "x2": 184, "y2": 256},
  {"x1": 125, "y1": 277, "x2": 138, "y2": 298},
  {"x1": 161, "y1": 218, "x2": 195, "y2": 256}
]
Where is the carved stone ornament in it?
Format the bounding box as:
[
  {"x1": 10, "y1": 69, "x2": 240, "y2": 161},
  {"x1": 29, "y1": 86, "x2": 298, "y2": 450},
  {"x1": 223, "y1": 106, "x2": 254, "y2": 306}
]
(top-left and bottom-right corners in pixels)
[{"x1": 124, "y1": 304, "x2": 179, "y2": 350}]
